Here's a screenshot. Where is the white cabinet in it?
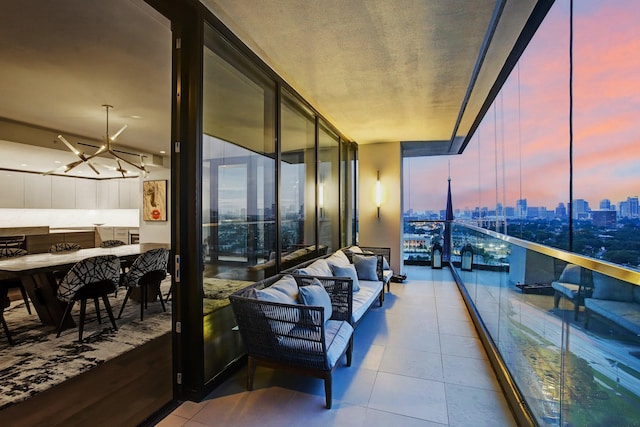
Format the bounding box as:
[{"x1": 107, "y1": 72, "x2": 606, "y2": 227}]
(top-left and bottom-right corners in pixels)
[
  {"x1": 24, "y1": 174, "x2": 52, "y2": 208},
  {"x1": 97, "y1": 180, "x2": 120, "y2": 209},
  {"x1": 50, "y1": 176, "x2": 76, "y2": 208},
  {"x1": 75, "y1": 179, "x2": 97, "y2": 208},
  {"x1": 0, "y1": 174, "x2": 25, "y2": 208},
  {"x1": 119, "y1": 179, "x2": 140, "y2": 209}
]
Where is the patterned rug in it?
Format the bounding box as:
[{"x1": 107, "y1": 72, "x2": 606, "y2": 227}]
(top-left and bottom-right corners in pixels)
[{"x1": 0, "y1": 280, "x2": 172, "y2": 410}]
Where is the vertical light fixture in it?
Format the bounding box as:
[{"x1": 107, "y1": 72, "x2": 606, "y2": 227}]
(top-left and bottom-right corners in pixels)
[
  {"x1": 375, "y1": 171, "x2": 382, "y2": 219},
  {"x1": 319, "y1": 180, "x2": 324, "y2": 218}
]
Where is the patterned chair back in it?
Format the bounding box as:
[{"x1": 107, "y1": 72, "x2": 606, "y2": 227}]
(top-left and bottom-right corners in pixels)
[
  {"x1": 99, "y1": 240, "x2": 126, "y2": 248},
  {"x1": 122, "y1": 248, "x2": 169, "y2": 288},
  {"x1": 57, "y1": 255, "x2": 121, "y2": 303},
  {"x1": 49, "y1": 242, "x2": 82, "y2": 253},
  {"x1": 0, "y1": 248, "x2": 28, "y2": 259}
]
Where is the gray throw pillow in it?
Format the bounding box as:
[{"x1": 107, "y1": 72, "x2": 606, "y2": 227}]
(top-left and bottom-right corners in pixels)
[
  {"x1": 331, "y1": 263, "x2": 360, "y2": 292},
  {"x1": 353, "y1": 254, "x2": 378, "y2": 281},
  {"x1": 298, "y1": 278, "x2": 333, "y2": 322},
  {"x1": 254, "y1": 274, "x2": 299, "y2": 304},
  {"x1": 558, "y1": 264, "x2": 582, "y2": 284}
]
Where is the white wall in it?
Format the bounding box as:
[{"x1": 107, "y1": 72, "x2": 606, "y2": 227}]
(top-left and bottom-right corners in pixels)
[
  {"x1": 358, "y1": 142, "x2": 402, "y2": 273},
  {"x1": 138, "y1": 169, "x2": 171, "y2": 244}
]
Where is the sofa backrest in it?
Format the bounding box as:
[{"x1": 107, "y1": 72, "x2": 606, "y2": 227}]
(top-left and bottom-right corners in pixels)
[{"x1": 592, "y1": 272, "x2": 635, "y2": 302}]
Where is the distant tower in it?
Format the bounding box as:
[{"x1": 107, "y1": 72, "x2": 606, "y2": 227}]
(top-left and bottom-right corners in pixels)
[
  {"x1": 516, "y1": 199, "x2": 527, "y2": 219},
  {"x1": 600, "y1": 199, "x2": 611, "y2": 210},
  {"x1": 629, "y1": 196, "x2": 639, "y2": 218}
]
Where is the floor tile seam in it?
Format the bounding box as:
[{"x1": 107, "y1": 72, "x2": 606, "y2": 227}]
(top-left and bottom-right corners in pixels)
[
  {"x1": 443, "y1": 380, "x2": 506, "y2": 397},
  {"x1": 441, "y1": 376, "x2": 502, "y2": 393},
  {"x1": 363, "y1": 406, "x2": 449, "y2": 426}
]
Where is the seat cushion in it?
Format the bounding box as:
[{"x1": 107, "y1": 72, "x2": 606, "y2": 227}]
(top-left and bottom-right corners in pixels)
[
  {"x1": 352, "y1": 279, "x2": 382, "y2": 324},
  {"x1": 330, "y1": 263, "x2": 360, "y2": 292},
  {"x1": 585, "y1": 298, "x2": 640, "y2": 335},
  {"x1": 324, "y1": 320, "x2": 354, "y2": 369},
  {"x1": 382, "y1": 270, "x2": 393, "y2": 285},
  {"x1": 551, "y1": 282, "x2": 581, "y2": 300}
]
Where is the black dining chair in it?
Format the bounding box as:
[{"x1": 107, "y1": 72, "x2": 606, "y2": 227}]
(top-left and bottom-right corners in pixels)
[
  {"x1": 56, "y1": 255, "x2": 121, "y2": 341},
  {"x1": 1, "y1": 287, "x2": 14, "y2": 345},
  {"x1": 0, "y1": 247, "x2": 32, "y2": 315},
  {"x1": 99, "y1": 239, "x2": 126, "y2": 248},
  {"x1": 49, "y1": 242, "x2": 82, "y2": 253},
  {"x1": 118, "y1": 248, "x2": 169, "y2": 321}
]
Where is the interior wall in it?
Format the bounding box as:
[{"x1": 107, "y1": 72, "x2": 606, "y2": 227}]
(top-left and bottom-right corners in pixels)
[
  {"x1": 139, "y1": 168, "x2": 171, "y2": 244},
  {"x1": 358, "y1": 141, "x2": 402, "y2": 273}
]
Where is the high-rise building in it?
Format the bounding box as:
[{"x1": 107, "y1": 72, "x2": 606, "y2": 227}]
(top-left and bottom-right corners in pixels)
[
  {"x1": 629, "y1": 196, "x2": 639, "y2": 218},
  {"x1": 592, "y1": 210, "x2": 617, "y2": 228},
  {"x1": 516, "y1": 199, "x2": 527, "y2": 219},
  {"x1": 600, "y1": 198, "x2": 611, "y2": 209},
  {"x1": 573, "y1": 199, "x2": 590, "y2": 219},
  {"x1": 556, "y1": 202, "x2": 567, "y2": 218}
]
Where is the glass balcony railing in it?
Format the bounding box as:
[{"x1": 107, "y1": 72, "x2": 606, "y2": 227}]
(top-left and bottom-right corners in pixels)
[{"x1": 442, "y1": 222, "x2": 640, "y2": 426}]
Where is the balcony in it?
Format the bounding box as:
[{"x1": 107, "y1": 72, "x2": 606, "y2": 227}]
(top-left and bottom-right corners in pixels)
[{"x1": 158, "y1": 265, "x2": 516, "y2": 426}]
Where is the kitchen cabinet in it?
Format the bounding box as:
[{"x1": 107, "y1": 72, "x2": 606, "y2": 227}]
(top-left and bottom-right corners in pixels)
[
  {"x1": 24, "y1": 174, "x2": 52, "y2": 208},
  {"x1": 26, "y1": 230, "x2": 96, "y2": 254}
]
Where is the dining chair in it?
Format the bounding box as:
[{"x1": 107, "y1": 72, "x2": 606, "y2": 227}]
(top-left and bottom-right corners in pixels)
[
  {"x1": 118, "y1": 248, "x2": 169, "y2": 321},
  {"x1": 0, "y1": 247, "x2": 32, "y2": 315},
  {"x1": 99, "y1": 239, "x2": 126, "y2": 248},
  {"x1": 1, "y1": 287, "x2": 14, "y2": 345},
  {"x1": 49, "y1": 242, "x2": 82, "y2": 253},
  {"x1": 49, "y1": 242, "x2": 83, "y2": 283},
  {"x1": 56, "y1": 255, "x2": 121, "y2": 341}
]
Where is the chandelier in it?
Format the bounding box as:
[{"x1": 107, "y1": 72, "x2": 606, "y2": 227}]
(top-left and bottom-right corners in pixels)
[{"x1": 47, "y1": 104, "x2": 148, "y2": 177}]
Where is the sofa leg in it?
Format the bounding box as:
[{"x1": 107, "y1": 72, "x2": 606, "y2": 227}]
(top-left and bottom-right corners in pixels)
[
  {"x1": 379, "y1": 291, "x2": 383, "y2": 307},
  {"x1": 247, "y1": 356, "x2": 256, "y2": 391},
  {"x1": 574, "y1": 302, "x2": 580, "y2": 321},
  {"x1": 553, "y1": 291, "x2": 561, "y2": 309},
  {"x1": 346, "y1": 336, "x2": 353, "y2": 367},
  {"x1": 584, "y1": 310, "x2": 591, "y2": 329},
  {"x1": 324, "y1": 373, "x2": 332, "y2": 409}
]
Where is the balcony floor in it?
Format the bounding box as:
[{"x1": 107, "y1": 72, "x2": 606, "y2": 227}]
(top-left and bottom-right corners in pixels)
[{"x1": 157, "y1": 266, "x2": 516, "y2": 427}]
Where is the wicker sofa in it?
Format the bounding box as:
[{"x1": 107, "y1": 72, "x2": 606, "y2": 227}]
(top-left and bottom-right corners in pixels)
[
  {"x1": 287, "y1": 246, "x2": 391, "y2": 327},
  {"x1": 228, "y1": 246, "x2": 392, "y2": 408},
  {"x1": 584, "y1": 272, "x2": 640, "y2": 335},
  {"x1": 229, "y1": 273, "x2": 354, "y2": 408}
]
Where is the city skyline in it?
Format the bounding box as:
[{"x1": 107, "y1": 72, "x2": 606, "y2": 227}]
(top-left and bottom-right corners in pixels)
[{"x1": 403, "y1": 1, "x2": 640, "y2": 213}]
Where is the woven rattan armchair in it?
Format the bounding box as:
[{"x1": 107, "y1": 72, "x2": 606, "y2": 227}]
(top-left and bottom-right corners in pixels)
[{"x1": 229, "y1": 274, "x2": 354, "y2": 408}]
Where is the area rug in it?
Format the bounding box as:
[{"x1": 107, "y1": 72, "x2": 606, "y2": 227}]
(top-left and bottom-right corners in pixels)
[{"x1": 0, "y1": 280, "x2": 172, "y2": 410}]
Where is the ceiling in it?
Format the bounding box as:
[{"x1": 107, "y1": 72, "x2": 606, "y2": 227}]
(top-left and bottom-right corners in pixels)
[{"x1": 0, "y1": 0, "x2": 538, "y2": 178}]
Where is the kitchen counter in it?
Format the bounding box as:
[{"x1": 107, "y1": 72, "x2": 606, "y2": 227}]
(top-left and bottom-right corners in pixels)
[{"x1": 0, "y1": 226, "x2": 50, "y2": 237}]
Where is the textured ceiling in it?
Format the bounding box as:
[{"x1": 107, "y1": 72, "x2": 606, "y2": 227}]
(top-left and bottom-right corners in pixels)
[
  {"x1": 203, "y1": 0, "x2": 522, "y2": 145},
  {"x1": 0, "y1": 0, "x2": 538, "y2": 179}
]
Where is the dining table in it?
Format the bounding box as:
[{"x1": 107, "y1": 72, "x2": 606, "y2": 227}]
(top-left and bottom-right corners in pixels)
[{"x1": 0, "y1": 243, "x2": 170, "y2": 329}]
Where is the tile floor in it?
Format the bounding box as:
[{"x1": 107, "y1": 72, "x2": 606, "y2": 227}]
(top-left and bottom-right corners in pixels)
[{"x1": 156, "y1": 266, "x2": 516, "y2": 427}]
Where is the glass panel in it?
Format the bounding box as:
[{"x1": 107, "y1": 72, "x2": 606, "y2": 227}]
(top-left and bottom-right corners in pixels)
[
  {"x1": 202, "y1": 24, "x2": 276, "y2": 382},
  {"x1": 318, "y1": 122, "x2": 340, "y2": 253},
  {"x1": 280, "y1": 92, "x2": 317, "y2": 263}
]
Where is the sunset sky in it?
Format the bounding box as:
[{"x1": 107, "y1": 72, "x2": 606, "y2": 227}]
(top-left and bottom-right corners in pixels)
[{"x1": 404, "y1": 0, "x2": 640, "y2": 213}]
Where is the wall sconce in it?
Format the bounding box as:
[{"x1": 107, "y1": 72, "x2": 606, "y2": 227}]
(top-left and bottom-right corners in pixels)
[{"x1": 375, "y1": 171, "x2": 382, "y2": 219}]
